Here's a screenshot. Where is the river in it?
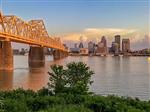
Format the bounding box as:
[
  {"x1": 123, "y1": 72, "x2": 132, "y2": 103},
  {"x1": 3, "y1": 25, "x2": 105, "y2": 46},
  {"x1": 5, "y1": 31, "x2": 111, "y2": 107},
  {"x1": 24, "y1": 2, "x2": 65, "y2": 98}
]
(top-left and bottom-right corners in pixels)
[{"x1": 0, "y1": 56, "x2": 150, "y2": 100}]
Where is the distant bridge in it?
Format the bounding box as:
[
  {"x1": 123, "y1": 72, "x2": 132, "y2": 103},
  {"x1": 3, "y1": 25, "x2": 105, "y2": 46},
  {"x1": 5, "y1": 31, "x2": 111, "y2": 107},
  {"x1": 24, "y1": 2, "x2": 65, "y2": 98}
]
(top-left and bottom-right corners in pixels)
[{"x1": 0, "y1": 11, "x2": 68, "y2": 70}]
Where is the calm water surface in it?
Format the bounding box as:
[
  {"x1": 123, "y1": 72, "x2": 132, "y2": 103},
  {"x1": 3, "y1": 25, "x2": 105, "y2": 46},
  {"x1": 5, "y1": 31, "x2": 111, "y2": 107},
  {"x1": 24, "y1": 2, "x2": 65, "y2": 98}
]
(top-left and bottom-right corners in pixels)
[{"x1": 0, "y1": 56, "x2": 150, "y2": 100}]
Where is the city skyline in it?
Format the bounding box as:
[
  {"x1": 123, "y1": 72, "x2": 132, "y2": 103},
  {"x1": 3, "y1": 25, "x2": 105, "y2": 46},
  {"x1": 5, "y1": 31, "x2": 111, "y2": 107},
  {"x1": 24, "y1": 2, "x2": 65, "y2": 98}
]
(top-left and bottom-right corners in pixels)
[{"x1": 0, "y1": 0, "x2": 149, "y2": 50}]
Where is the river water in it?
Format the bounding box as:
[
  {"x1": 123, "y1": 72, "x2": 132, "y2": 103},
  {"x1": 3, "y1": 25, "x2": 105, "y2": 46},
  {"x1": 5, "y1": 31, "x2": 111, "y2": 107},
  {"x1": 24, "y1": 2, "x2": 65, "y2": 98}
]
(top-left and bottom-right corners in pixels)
[{"x1": 0, "y1": 56, "x2": 150, "y2": 100}]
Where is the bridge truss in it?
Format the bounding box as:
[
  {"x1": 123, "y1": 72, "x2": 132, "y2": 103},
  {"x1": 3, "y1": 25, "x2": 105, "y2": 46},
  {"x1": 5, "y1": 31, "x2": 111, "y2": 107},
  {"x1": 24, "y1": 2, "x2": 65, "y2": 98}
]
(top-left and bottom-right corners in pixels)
[{"x1": 0, "y1": 11, "x2": 66, "y2": 51}]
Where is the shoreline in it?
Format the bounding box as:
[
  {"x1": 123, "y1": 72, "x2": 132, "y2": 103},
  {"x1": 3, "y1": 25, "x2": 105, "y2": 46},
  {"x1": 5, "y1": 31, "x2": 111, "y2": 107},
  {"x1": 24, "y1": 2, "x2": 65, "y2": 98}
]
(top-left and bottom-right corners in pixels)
[{"x1": 69, "y1": 54, "x2": 150, "y2": 57}]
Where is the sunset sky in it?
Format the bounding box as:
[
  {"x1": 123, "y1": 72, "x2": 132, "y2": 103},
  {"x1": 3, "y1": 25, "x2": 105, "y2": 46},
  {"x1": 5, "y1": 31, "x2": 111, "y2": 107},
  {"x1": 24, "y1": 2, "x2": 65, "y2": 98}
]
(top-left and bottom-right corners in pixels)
[{"x1": 0, "y1": 0, "x2": 149, "y2": 49}]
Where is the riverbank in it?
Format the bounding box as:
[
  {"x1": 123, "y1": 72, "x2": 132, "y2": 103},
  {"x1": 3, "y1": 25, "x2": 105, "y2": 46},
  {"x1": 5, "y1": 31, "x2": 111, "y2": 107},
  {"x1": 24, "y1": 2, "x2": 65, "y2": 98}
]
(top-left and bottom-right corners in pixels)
[
  {"x1": 0, "y1": 88, "x2": 150, "y2": 112},
  {"x1": 69, "y1": 53, "x2": 150, "y2": 57}
]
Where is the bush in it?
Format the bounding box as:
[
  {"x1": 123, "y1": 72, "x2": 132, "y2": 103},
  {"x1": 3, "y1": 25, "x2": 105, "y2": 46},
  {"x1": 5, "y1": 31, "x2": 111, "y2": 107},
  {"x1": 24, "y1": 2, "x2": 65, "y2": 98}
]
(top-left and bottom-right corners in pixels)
[
  {"x1": 0, "y1": 88, "x2": 150, "y2": 112},
  {"x1": 3, "y1": 99, "x2": 28, "y2": 112},
  {"x1": 48, "y1": 62, "x2": 94, "y2": 95},
  {"x1": 38, "y1": 105, "x2": 93, "y2": 112}
]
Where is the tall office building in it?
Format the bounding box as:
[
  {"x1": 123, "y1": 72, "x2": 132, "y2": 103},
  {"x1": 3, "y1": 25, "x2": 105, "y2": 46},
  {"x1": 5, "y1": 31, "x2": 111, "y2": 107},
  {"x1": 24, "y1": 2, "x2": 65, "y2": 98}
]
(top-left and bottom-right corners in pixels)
[
  {"x1": 111, "y1": 42, "x2": 119, "y2": 54},
  {"x1": 122, "y1": 39, "x2": 130, "y2": 53},
  {"x1": 101, "y1": 36, "x2": 107, "y2": 47},
  {"x1": 88, "y1": 41, "x2": 95, "y2": 53},
  {"x1": 74, "y1": 43, "x2": 78, "y2": 48},
  {"x1": 115, "y1": 35, "x2": 121, "y2": 51},
  {"x1": 96, "y1": 36, "x2": 107, "y2": 55},
  {"x1": 79, "y1": 42, "x2": 84, "y2": 48}
]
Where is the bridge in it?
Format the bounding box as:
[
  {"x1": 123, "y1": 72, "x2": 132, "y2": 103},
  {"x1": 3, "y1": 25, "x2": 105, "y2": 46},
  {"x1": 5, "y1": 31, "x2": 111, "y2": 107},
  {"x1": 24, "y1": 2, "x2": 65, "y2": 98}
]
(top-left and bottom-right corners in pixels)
[{"x1": 0, "y1": 11, "x2": 68, "y2": 71}]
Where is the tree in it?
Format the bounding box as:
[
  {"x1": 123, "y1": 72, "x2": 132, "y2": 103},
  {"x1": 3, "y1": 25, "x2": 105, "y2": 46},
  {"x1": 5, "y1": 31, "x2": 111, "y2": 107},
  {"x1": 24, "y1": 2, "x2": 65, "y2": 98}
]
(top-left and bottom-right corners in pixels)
[
  {"x1": 48, "y1": 62, "x2": 94, "y2": 95},
  {"x1": 48, "y1": 65, "x2": 67, "y2": 94},
  {"x1": 0, "y1": 99, "x2": 4, "y2": 111}
]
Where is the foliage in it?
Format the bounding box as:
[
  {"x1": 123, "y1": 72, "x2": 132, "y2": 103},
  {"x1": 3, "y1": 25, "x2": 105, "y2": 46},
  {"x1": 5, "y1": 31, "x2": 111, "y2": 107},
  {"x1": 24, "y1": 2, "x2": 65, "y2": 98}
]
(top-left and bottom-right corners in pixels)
[
  {"x1": 48, "y1": 62, "x2": 94, "y2": 95},
  {"x1": 0, "y1": 62, "x2": 150, "y2": 112},
  {"x1": 0, "y1": 89, "x2": 150, "y2": 112},
  {"x1": 0, "y1": 99, "x2": 4, "y2": 112},
  {"x1": 38, "y1": 105, "x2": 93, "y2": 112}
]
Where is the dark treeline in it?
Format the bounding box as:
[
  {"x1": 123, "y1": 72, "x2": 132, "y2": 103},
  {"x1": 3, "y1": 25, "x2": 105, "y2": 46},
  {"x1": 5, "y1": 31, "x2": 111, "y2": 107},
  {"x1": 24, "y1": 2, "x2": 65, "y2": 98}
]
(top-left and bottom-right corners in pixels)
[{"x1": 0, "y1": 62, "x2": 150, "y2": 112}]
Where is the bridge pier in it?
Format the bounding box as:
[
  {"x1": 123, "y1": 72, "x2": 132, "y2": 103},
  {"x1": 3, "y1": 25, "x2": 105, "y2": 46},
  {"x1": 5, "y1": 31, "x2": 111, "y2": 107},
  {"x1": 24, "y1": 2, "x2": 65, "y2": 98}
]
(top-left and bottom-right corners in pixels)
[
  {"x1": 28, "y1": 46, "x2": 45, "y2": 68},
  {"x1": 53, "y1": 50, "x2": 68, "y2": 60},
  {"x1": 53, "y1": 50, "x2": 61, "y2": 60},
  {"x1": 0, "y1": 40, "x2": 13, "y2": 71}
]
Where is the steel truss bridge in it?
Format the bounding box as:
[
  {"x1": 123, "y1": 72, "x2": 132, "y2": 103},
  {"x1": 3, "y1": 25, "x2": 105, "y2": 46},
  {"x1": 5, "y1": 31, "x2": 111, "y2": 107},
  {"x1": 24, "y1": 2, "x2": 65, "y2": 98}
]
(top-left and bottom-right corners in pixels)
[
  {"x1": 0, "y1": 11, "x2": 68, "y2": 71},
  {"x1": 0, "y1": 11, "x2": 66, "y2": 51}
]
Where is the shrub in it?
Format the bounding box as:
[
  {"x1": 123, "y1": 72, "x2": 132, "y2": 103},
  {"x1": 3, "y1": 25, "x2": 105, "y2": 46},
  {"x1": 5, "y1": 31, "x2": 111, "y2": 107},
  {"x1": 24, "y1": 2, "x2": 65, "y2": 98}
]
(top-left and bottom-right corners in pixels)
[
  {"x1": 38, "y1": 105, "x2": 93, "y2": 112},
  {"x1": 48, "y1": 62, "x2": 94, "y2": 95}
]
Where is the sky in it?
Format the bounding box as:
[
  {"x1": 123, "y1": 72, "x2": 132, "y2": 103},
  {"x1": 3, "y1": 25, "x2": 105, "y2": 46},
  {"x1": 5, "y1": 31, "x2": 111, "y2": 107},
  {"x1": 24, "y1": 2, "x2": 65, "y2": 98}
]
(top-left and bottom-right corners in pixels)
[{"x1": 0, "y1": 0, "x2": 150, "y2": 49}]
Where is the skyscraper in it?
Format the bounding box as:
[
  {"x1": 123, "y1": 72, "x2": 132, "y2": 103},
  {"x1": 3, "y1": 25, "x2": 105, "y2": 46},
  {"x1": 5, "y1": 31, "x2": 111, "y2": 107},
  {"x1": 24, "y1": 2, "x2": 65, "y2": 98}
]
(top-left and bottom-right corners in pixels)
[
  {"x1": 115, "y1": 35, "x2": 121, "y2": 51},
  {"x1": 122, "y1": 39, "x2": 130, "y2": 53},
  {"x1": 101, "y1": 36, "x2": 107, "y2": 48},
  {"x1": 111, "y1": 42, "x2": 119, "y2": 54},
  {"x1": 79, "y1": 42, "x2": 84, "y2": 48},
  {"x1": 88, "y1": 41, "x2": 95, "y2": 54},
  {"x1": 74, "y1": 43, "x2": 78, "y2": 48},
  {"x1": 96, "y1": 36, "x2": 107, "y2": 55}
]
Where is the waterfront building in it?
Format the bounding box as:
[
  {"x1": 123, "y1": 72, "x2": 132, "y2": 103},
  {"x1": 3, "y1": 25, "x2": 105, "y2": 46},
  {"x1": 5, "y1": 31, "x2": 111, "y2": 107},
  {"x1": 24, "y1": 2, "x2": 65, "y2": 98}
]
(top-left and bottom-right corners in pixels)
[
  {"x1": 101, "y1": 36, "x2": 107, "y2": 47},
  {"x1": 70, "y1": 48, "x2": 80, "y2": 53},
  {"x1": 96, "y1": 36, "x2": 107, "y2": 55},
  {"x1": 122, "y1": 39, "x2": 130, "y2": 53},
  {"x1": 88, "y1": 41, "x2": 95, "y2": 54},
  {"x1": 111, "y1": 42, "x2": 119, "y2": 54},
  {"x1": 115, "y1": 35, "x2": 121, "y2": 51},
  {"x1": 70, "y1": 43, "x2": 80, "y2": 53},
  {"x1": 79, "y1": 42, "x2": 84, "y2": 48},
  {"x1": 101, "y1": 36, "x2": 107, "y2": 54},
  {"x1": 96, "y1": 42, "x2": 105, "y2": 55},
  {"x1": 74, "y1": 43, "x2": 78, "y2": 48},
  {"x1": 80, "y1": 48, "x2": 88, "y2": 55},
  {"x1": 94, "y1": 44, "x2": 98, "y2": 54}
]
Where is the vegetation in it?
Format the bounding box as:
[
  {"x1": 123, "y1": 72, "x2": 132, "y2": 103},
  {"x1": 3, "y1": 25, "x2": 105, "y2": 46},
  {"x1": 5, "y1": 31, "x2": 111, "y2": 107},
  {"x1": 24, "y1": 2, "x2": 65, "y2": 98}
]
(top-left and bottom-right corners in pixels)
[
  {"x1": 0, "y1": 62, "x2": 150, "y2": 112},
  {"x1": 48, "y1": 62, "x2": 94, "y2": 95}
]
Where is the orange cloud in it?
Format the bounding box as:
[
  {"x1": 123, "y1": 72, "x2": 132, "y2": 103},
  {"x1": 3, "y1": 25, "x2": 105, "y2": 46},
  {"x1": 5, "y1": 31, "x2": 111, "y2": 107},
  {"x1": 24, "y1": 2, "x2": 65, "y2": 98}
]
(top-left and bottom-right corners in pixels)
[{"x1": 61, "y1": 28, "x2": 138, "y2": 42}]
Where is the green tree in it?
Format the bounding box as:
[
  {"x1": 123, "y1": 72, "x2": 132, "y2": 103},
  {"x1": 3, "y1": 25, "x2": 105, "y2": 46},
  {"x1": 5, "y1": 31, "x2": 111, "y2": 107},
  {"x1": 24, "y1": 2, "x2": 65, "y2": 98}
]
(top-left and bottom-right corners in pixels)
[
  {"x1": 48, "y1": 64, "x2": 67, "y2": 94},
  {"x1": 66, "y1": 62, "x2": 94, "y2": 94},
  {"x1": 48, "y1": 62, "x2": 94, "y2": 95}
]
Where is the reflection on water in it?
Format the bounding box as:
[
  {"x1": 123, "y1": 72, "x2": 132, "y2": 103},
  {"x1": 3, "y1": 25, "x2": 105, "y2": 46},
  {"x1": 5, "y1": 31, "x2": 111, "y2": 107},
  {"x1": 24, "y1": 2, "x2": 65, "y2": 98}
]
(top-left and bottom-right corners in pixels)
[
  {"x1": 0, "y1": 71, "x2": 13, "y2": 90},
  {"x1": 0, "y1": 56, "x2": 150, "y2": 100},
  {"x1": 27, "y1": 69, "x2": 48, "y2": 90}
]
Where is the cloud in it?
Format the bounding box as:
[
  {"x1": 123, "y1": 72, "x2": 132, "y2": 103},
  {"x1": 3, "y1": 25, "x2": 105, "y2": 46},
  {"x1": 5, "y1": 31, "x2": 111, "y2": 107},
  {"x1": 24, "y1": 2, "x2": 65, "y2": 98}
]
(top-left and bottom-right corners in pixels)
[
  {"x1": 131, "y1": 34, "x2": 150, "y2": 50},
  {"x1": 61, "y1": 28, "x2": 149, "y2": 49},
  {"x1": 84, "y1": 28, "x2": 138, "y2": 40},
  {"x1": 62, "y1": 28, "x2": 138, "y2": 42},
  {"x1": 84, "y1": 28, "x2": 137, "y2": 36}
]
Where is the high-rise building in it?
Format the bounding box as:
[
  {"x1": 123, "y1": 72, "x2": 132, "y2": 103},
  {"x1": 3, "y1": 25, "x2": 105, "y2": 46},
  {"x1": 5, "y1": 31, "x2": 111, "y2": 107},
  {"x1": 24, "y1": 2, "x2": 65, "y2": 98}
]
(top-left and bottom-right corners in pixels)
[
  {"x1": 115, "y1": 35, "x2": 121, "y2": 51},
  {"x1": 96, "y1": 36, "x2": 107, "y2": 55},
  {"x1": 111, "y1": 42, "x2": 119, "y2": 54},
  {"x1": 74, "y1": 43, "x2": 78, "y2": 48},
  {"x1": 88, "y1": 41, "x2": 95, "y2": 54},
  {"x1": 122, "y1": 39, "x2": 130, "y2": 53},
  {"x1": 79, "y1": 42, "x2": 84, "y2": 48},
  {"x1": 96, "y1": 42, "x2": 105, "y2": 54},
  {"x1": 101, "y1": 36, "x2": 107, "y2": 47}
]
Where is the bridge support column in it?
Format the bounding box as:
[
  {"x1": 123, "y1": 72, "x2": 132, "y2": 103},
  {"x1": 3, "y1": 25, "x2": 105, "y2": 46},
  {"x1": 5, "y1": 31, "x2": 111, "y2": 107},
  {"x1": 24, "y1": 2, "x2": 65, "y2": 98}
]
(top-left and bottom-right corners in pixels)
[
  {"x1": 0, "y1": 40, "x2": 13, "y2": 71},
  {"x1": 29, "y1": 46, "x2": 45, "y2": 68},
  {"x1": 53, "y1": 50, "x2": 61, "y2": 60},
  {"x1": 53, "y1": 50, "x2": 68, "y2": 60}
]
